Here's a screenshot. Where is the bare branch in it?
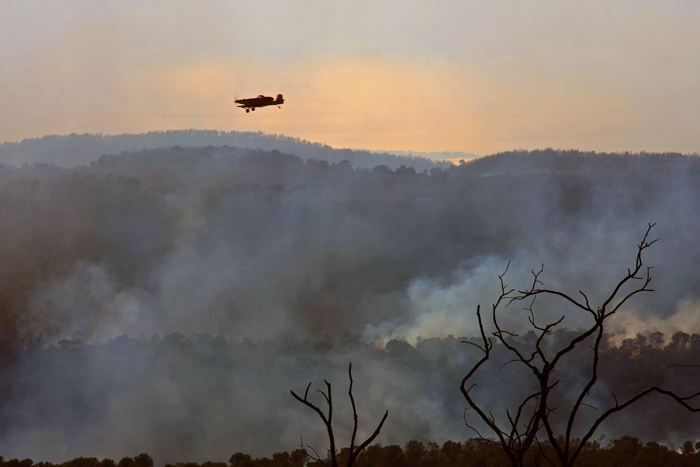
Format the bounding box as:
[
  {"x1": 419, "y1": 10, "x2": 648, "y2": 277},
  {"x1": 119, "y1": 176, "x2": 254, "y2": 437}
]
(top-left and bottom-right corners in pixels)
[
  {"x1": 461, "y1": 340, "x2": 487, "y2": 352},
  {"x1": 459, "y1": 224, "x2": 698, "y2": 467},
  {"x1": 290, "y1": 382, "x2": 337, "y2": 467},
  {"x1": 348, "y1": 364, "x2": 358, "y2": 456},
  {"x1": 347, "y1": 410, "x2": 389, "y2": 467},
  {"x1": 293, "y1": 363, "x2": 389, "y2": 467},
  {"x1": 300, "y1": 438, "x2": 330, "y2": 467},
  {"x1": 568, "y1": 386, "x2": 700, "y2": 466}
]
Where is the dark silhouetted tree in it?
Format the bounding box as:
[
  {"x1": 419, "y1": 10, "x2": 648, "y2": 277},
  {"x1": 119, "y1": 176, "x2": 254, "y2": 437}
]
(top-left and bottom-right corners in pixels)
[
  {"x1": 229, "y1": 453, "x2": 252, "y2": 467},
  {"x1": 291, "y1": 363, "x2": 388, "y2": 467},
  {"x1": 461, "y1": 224, "x2": 700, "y2": 467},
  {"x1": 117, "y1": 458, "x2": 137, "y2": 467},
  {"x1": 132, "y1": 455, "x2": 153, "y2": 467}
]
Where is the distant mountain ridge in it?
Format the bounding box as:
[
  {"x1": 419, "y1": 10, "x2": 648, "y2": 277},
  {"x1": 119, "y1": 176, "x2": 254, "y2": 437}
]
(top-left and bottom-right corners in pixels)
[
  {"x1": 365, "y1": 149, "x2": 481, "y2": 163},
  {"x1": 0, "y1": 130, "x2": 451, "y2": 171}
]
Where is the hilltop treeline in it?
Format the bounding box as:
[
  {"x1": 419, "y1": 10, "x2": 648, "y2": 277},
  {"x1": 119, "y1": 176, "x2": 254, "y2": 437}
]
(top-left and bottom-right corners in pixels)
[
  {"x1": 89, "y1": 146, "x2": 429, "y2": 174},
  {"x1": 0, "y1": 131, "x2": 448, "y2": 171},
  {"x1": 0, "y1": 454, "x2": 154, "y2": 467},
  {"x1": 4, "y1": 435, "x2": 700, "y2": 467},
  {"x1": 455, "y1": 147, "x2": 700, "y2": 176},
  {"x1": 91, "y1": 146, "x2": 304, "y2": 169}
]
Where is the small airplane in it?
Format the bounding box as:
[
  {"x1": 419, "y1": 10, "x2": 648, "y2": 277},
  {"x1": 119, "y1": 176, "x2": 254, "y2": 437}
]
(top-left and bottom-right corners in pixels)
[{"x1": 235, "y1": 94, "x2": 285, "y2": 113}]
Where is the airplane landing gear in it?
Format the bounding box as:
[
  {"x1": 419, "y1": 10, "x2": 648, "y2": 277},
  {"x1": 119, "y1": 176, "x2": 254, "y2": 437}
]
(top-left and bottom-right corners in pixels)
[
  {"x1": 251, "y1": 108, "x2": 255, "y2": 111},
  {"x1": 246, "y1": 109, "x2": 250, "y2": 113}
]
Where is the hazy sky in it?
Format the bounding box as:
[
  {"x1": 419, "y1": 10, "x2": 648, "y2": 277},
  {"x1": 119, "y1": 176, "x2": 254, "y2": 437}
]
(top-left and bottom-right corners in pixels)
[{"x1": 1, "y1": 0, "x2": 699, "y2": 154}]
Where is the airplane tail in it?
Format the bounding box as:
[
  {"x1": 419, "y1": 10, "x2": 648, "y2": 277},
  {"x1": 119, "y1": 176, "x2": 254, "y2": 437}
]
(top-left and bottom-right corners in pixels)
[{"x1": 276, "y1": 94, "x2": 284, "y2": 104}]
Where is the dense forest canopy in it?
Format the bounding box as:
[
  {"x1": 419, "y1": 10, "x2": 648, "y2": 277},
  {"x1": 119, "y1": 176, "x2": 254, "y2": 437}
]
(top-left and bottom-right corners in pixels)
[
  {"x1": 6, "y1": 432, "x2": 700, "y2": 467},
  {"x1": 1, "y1": 144, "x2": 700, "y2": 464}
]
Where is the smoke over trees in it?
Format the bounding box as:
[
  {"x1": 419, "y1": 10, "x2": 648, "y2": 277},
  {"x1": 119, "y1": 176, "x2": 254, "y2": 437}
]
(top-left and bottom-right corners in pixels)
[
  {"x1": 1, "y1": 142, "x2": 700, "y2": 463},
  {"x1": 290, "y1": 363, "x2": 388, "y2": 467},
  {"x1": 460, "y1": 225, "x2": 700, "y2": 467}
]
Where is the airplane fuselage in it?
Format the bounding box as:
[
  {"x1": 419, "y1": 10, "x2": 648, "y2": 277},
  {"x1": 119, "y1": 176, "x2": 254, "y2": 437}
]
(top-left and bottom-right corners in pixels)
[{"x1": 235, "y1": 94, "x2": 284, "y2": 113}]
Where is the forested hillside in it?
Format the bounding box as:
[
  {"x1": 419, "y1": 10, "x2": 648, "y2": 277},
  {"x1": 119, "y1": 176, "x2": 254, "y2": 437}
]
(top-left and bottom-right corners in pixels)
[{"x1": 1, "y1": 147, "x2": 700, "y2": 463}]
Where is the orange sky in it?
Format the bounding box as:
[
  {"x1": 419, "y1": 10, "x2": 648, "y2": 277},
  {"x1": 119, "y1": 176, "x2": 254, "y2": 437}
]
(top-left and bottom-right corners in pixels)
[{"x1": 1, "y1": 0, "x2": 699, "y2": 154}]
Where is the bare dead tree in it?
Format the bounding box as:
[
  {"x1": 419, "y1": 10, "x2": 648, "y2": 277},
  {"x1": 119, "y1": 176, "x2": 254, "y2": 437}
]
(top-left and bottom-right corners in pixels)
[
  {"x1": 461, "y1": 223, "x2": 700, "y2": 467},
  {"x1": 291, "y1": 363, "x2": 388, "y2": 467}
]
